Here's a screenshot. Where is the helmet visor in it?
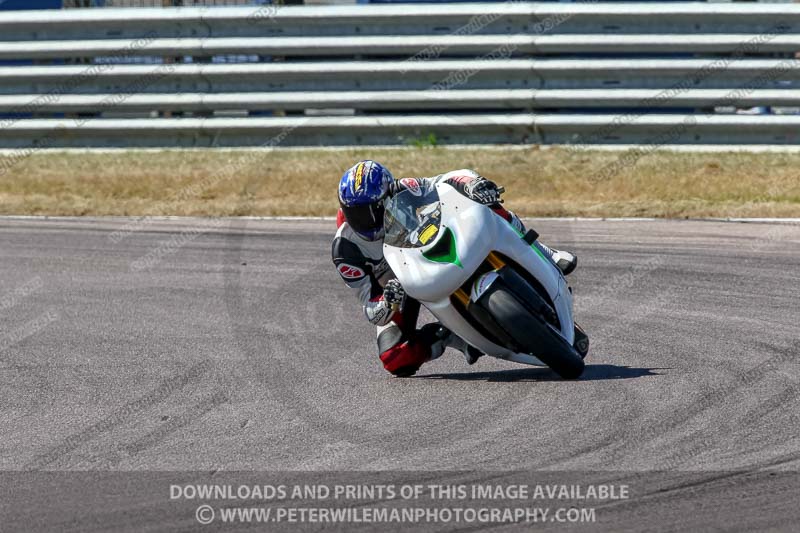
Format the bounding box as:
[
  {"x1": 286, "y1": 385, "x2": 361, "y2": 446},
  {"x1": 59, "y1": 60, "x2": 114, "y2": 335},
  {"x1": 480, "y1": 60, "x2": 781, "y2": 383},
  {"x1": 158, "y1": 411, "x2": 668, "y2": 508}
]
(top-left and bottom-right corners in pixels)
[{"x1": 342, "y1": 202, "x2": 385, "y2": 238}]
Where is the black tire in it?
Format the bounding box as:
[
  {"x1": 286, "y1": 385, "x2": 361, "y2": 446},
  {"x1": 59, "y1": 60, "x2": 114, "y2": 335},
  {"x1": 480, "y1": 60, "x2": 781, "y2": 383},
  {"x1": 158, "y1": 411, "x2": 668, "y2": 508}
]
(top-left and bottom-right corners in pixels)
[{"x1": 483, "y1": 286, "x2": 585, "y2": 379}]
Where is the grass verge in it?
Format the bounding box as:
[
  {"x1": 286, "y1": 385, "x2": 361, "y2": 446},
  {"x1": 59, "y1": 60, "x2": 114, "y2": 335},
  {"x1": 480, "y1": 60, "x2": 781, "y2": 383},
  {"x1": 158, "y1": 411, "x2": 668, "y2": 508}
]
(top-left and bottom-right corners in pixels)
[{"x1": 0, "y1": 147, "x2": 798, "y2": 217}]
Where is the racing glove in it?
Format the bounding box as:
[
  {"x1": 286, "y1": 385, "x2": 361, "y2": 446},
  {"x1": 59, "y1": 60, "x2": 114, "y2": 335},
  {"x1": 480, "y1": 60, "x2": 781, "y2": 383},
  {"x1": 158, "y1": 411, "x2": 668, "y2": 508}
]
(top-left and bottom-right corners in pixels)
[
  {"x1": 383, "y1": 279, "x2": 406, "y2": 310},
  {"x1": 464, "y1": 177, "x2": 503, "y2": 205}
]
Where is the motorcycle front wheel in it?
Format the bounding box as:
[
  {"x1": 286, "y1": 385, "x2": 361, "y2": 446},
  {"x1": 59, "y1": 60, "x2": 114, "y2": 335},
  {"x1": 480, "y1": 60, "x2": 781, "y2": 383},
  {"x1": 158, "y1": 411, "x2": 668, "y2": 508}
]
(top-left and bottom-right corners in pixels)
[{"x1": 478, "y1": 281, "x2": 585, "y2": 379}]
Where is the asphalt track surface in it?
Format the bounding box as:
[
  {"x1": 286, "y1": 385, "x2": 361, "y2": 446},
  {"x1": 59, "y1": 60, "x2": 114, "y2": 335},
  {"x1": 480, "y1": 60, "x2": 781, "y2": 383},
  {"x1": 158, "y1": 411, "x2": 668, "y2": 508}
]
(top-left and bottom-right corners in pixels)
[{"x1": 1, "y1": 217, "x2": 799, "y2": 531}]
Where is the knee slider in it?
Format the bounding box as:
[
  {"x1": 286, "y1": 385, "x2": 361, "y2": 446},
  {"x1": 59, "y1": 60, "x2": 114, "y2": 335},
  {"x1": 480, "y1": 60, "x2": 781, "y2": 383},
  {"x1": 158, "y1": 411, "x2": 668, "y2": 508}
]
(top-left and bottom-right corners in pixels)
[{"x1": 379, "y1": 341, "x2": 430, "y2": 377}]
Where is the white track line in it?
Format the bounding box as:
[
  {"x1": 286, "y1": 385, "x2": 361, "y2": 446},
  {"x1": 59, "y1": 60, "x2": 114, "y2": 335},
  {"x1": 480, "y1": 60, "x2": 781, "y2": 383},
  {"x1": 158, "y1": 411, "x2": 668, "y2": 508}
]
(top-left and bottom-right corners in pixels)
[
  {"x1": 1, "y1": 215, "x2": 799, "y2": 224},
  {"x1": 0, "y1": 215, "x2": 336, "y2": 221}
]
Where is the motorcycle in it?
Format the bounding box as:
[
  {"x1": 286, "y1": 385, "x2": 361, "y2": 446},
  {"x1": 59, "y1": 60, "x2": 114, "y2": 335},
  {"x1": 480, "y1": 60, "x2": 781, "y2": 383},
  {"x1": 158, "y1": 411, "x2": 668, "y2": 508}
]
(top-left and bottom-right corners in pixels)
[{"x1": 383, "y1": 181, "x2": 586, "y2": 379}]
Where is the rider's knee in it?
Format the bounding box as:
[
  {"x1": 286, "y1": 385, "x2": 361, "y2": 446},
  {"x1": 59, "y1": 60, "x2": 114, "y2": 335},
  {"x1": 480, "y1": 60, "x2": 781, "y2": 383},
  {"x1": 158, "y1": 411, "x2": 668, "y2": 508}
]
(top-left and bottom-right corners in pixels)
[{"x1": 378, "y1": 339, "x2": 430, "y2": 377}]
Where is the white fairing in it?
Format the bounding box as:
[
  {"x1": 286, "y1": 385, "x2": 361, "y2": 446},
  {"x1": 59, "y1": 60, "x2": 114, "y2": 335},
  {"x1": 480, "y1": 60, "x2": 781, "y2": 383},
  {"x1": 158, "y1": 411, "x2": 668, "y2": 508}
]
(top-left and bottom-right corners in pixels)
[{"x1": 383, "y1": 183, "x2": 575, "y2": 366}]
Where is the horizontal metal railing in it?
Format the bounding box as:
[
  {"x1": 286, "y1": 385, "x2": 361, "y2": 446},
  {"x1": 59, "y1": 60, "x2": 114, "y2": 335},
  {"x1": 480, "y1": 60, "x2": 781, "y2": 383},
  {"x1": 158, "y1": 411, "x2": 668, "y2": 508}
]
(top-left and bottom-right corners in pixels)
[
  {"x1": 3, "y1": 115, "x2": 800, "y2": 148},
  {"x1": 0, "y1": 2, "x2": 798, "y2": 148},
  {"x1": 2, "y1": 60, "x2": 798, "y2": 93}
]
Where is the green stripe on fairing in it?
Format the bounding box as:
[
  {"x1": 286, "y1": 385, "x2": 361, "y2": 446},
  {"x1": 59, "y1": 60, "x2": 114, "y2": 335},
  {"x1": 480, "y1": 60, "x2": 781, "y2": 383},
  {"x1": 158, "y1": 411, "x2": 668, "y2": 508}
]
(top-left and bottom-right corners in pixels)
[
  {"x1": 530, "y1": 240, "x2": 550, "y2": 263},
  {"x1": 422, "y1": 227, "x2": 463, "y2": 268},
  {"x1": 424, "y1": 222, "x2": 548, "y2": 271},
  {"x1": 511, "y1": 224, "x2": 551, "y2": 265}
]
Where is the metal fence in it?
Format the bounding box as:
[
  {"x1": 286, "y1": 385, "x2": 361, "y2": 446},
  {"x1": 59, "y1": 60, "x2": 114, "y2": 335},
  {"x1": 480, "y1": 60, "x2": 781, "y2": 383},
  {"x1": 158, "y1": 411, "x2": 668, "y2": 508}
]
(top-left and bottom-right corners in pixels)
[
  {"x1": 1, "y1": 2, "x2": 800, "y2": 148},
  {"x1": 62, "y1": 1, "x2": 272, "y2": 8}
]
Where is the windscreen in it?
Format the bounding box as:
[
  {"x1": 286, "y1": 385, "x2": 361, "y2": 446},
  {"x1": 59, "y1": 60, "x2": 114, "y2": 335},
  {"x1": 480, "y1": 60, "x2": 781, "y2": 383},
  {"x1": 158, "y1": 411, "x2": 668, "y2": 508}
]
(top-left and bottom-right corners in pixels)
[{"x1": 383, "y1": 188, "x2": 442, "y2": 249}]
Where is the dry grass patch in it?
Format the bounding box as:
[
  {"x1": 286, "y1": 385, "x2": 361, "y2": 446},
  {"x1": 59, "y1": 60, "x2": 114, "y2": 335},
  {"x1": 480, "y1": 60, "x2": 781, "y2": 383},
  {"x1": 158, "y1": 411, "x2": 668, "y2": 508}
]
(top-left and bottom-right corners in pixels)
[{"x1": 0, "y1": 147, "x2": 798, "y2": 217}]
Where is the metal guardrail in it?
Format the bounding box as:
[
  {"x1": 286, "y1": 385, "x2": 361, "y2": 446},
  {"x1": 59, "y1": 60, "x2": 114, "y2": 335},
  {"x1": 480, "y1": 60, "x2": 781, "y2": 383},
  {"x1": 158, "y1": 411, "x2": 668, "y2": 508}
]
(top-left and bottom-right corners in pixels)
[
  {"x1": 2, "y1": 60, "x2": 799, "y2": 93},
  {"x1": 4, "y1": 35, "x2": 800, "y2": 60},
  {"x1": 4, "y1": 115, "x2": 800, "y2": 148},
  {"x1": 0, "y1": 2, "x2": 799, "y2": 148},
  {"x1": 3, "y1": 3, "x2": 800, "y2": 38},
  {"x1": 3, "y1": 90, "x2": 800, "y2": 113}
]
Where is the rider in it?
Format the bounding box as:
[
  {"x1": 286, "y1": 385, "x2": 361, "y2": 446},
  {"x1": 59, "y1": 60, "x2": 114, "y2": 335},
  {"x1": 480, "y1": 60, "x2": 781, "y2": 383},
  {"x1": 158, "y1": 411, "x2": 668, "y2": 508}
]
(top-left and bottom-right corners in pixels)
[{"x1": 332, "y1": 160, "x2": 585, "y2": 378}]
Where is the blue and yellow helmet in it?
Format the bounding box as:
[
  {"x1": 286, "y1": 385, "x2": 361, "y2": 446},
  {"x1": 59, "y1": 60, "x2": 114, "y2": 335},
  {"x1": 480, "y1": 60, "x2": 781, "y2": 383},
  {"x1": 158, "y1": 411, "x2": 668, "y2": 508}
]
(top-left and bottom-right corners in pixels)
[{"x1": 338, "y1": 160, "x2": 394, "y2": 241}]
